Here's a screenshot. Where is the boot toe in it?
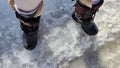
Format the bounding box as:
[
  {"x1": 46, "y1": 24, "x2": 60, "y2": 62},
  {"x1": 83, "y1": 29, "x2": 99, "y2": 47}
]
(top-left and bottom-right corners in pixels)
[
  {"x1": 24, "y1": 42, "x2": 37, "y2": 50},
  {"x1": 23, "y1": 31, "x2": 38, "y2": 50},
  {"x1": 81, "y1": 21, "x2": 98, "y2": 35}
]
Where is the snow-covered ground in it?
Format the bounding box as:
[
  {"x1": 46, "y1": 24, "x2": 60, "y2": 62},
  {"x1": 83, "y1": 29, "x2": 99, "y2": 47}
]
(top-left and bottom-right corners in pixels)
[{"x1": 0, "y1": 0, "x2": 120, "y2": 68}]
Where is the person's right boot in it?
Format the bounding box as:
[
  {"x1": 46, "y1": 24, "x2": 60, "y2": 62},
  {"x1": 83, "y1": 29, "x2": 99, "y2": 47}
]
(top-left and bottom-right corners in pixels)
[
  {"x1": 72, "y1": 0, "x2": 104, "y2": 36},
  {"x1": 15, "y1": 12, "x2": 41, "y2": 50},
  {"x1": 21, "y1": 22, "x2": 39, "y2": 50}
]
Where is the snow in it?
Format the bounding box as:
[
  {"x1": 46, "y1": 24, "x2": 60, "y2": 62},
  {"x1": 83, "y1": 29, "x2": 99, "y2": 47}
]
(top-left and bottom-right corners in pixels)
[{"x1": 0, "y1": 0, "x2": 120, "y2": 68}]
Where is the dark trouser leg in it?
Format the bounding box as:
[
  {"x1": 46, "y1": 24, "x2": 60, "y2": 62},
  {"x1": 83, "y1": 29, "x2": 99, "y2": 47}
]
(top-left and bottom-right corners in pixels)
[{"x1": 15, "y1": 12, "x2": 41, "y2": 50}]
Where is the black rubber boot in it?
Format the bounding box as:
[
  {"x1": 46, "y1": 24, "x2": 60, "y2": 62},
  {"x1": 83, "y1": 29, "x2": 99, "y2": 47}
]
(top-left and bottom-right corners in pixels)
[
  {"x1": 72, "y1": 0, "x2": 104, "y2": 36},
  {"x1": 20, "y1": 21, "x2": 40, "y2": 50},
  {"x1": 15, "y1": 12, "x2": 40, "y2": 50},
  {"x1": 72, "y1": 12, "x2": 98, "y2": 35},
  {"x1": 22, "y1": 29, "x2": 38, "y2": 50}
]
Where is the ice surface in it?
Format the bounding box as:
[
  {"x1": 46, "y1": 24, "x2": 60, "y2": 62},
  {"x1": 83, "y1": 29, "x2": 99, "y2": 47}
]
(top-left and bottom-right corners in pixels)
[{"x1": 0, "y1": 0, "x2": 120, "y2": 68}]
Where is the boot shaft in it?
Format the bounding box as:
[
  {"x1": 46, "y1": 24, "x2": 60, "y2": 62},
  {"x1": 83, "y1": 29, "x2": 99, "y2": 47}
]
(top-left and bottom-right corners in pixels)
[
  {"x1": 15, "y1": 11, "x2": 41, "y2": 34},
  {"x1": 75, "y1": 0, "x2": 104, "y2": 20}
]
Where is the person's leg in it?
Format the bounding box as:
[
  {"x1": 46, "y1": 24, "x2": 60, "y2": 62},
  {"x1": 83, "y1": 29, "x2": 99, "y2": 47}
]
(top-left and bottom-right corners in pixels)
[
  {"x1": 72, "y1": 0, "x2": 104, "y2": 35},
  {"x1": 8, "y1": 0, "x2": 44, "y2": 50}
]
